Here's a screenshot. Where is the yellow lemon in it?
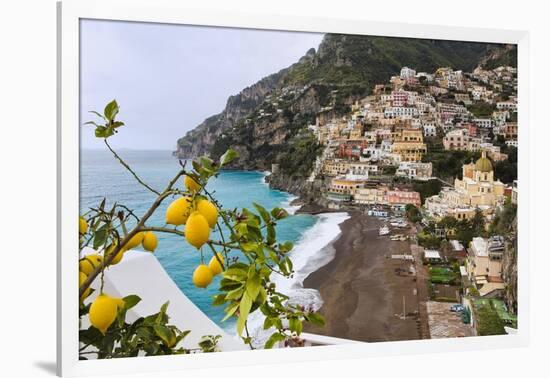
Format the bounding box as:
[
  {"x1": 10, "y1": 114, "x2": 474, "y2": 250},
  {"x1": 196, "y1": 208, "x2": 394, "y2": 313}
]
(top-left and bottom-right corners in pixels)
[
  {"x1": 208, "y1": 253, "x2": 224, "y2": 275},
  {"x1": 106, "y1": 242, "x2": 125, "y2": 265},
  {"x1": 184, "y1": 175, "x2": 201, "y2": 193},
  {"x1": 79, "y1": 271, "x2": 91, "y2": 301},
  {"x1": 79, "y1": 217, "x2": 88, "y2": 235},
  {"x1": 197, "y1": 199, "x2": 218, "y2": 228},
  {"x1": 123, "y1": 232, "x2": 144, "y2": 250},
  {"x1": 142, "y1": 231, "x2": 158, "y2": 252},
  {"x1": 79, "y1": 254, "x2": 103, "y2": 275},
  {"x1": 185, "y1": 211, "x2": 210, "y2": 249},
  {"x1": 165, "y1": 196, "x2": 192, "y2": 225},
  {"x1": 192, "y1": 264, "x2": 213, "y2": 288},
  {"x1": 110, "y1": 250, "x2": 124, "y2": 265},
  {"x1": 89, "y1": 294, "x2": 124, "y2": 335}
]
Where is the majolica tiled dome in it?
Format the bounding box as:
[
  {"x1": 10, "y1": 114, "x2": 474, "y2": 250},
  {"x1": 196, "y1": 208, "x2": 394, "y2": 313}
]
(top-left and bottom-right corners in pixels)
[{"x1": 475, "y1": 153, "x2": 493, "y2": 172}]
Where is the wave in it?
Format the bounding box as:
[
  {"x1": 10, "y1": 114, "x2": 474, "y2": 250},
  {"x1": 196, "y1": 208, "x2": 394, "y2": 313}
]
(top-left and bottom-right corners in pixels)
[{"x1": 246, "y1": 211, "x2": 350, "y2": 348}]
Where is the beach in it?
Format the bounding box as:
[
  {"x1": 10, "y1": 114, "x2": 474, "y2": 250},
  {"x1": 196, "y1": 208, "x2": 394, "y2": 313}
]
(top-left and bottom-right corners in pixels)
[{"x1": 303, "y1": 211, "x2": 428, "y2": 342}]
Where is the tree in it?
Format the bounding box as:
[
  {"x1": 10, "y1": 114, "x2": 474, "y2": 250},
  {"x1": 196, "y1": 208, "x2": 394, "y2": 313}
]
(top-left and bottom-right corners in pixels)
[
  {"x1": 405, "y1": 204, "x2": 422, "y2": 223},
  {"x1": 79, "y1": 100, "x2": 325, "y2": 358}
]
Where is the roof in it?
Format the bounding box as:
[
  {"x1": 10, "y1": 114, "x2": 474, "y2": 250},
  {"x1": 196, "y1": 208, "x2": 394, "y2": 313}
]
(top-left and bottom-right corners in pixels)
[
  {"x1": 471, "y1": 237, "x2": 488, "y2": 257},
  {"x1": 424, "y1": 250, "x2": 441, "y2": 259},
  {"x1": 450, "y1": 240, "x2": 464, "y2": 251},
  {"x1": 475, "y1": 152, "x2": 493, "y2": 172},
  {"x1": 479, "y1": 282, "x2": 506, "y2": 297}
]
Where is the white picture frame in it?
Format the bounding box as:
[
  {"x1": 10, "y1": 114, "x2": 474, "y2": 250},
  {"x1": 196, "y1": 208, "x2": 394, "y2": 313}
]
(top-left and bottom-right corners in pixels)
[{"x1": 57, "y1": 0, "x2": 530, "y2": 376}]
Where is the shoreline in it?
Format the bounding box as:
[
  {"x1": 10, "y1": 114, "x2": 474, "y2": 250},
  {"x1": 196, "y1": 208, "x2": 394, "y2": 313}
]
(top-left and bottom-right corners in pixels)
[{"x1": 302, "y1": 210, "x2": 427, "y2": 342}]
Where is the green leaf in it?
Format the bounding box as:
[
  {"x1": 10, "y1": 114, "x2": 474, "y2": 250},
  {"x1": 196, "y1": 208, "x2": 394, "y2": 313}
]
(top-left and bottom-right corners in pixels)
[
  {"x1": 94, "y1": 126, "x2": 107, "y2": 138},
  {"x1": 224, "y1": 286, "x2": 244, "y2": 300},
  {"x1": 104, "y1": 99, "x2": 119, "y2": 121},
  {"x1": 84, "y1": 121, "x2": 100, "y2": 127},
  {"x1": 123, "y1": 295, "x2": 141, "y2": 310},
  {"x1": 263, "y1": 317, "x2": 274, "y2": 330},
  {"x1": 221, "y1": 302, "x2": 239, "y2": 322},
  {"x1": 245, "y1": 272, "x2": 261, "y2": 301},
  {"x1": 89, "y1": 110, "x2": 106, "y2": 120},
  {"x1": 280, "y1": 241, "x2": 294, "y2": 253},
  {"x1": 289, "y1": 317, "x2": 303, "y2": 335},
  {"x1": 253, "y1": 202, "x2": 271, "y2": 224},
  {"x1": 271, "y1": 207, "x2": 289, "y2": 220},
  {"x1": 212, "y1": 294, "x2": 227, "y2": 306},
  {"x1": 92, "y1": 225, "x2": 108, "y2": 249},
  {"x1": 264, "y1": 332, "x2": 286, "y2": 349},
  {"x1": 266, "y1": 224, "x2": 276, "y2": 245},
  {"x1": 220, "y1": 149, "x2": 239, "y2": 166},
  {"x1": 154, "y1": 325, "x2": 176, "y2": 347},
  {"x1": 234, "y1": 223, "x2": 248, "y2": 238},
  {"x1": 305, "y1": 312, "x2": 325, "y2": 327},
  {"x1": 240, "y1": 242, "x2": 258, "y2": 252},
  {"x1": 236, "y1": 293, "x2": 253, "y2": 336}
]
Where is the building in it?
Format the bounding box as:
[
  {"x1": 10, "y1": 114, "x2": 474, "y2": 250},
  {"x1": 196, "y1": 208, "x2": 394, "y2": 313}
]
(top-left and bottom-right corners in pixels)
[
  {"x1": 452, "y1": 152, "x2": 506, "y2": 207},
  {"x1": 327, "y1": 175, "x2": 368, "y2": 202},
  {"x1": 474, "y1": 118, "x2": 493, "y2": 129},
  {"x1": 423, "y1": 123, "x2": 437, "y2": 137},
  {"x1": 400, "y1": 67, "x2": 417, "y2": 79},
  {"x1": 501, "y1": 122, "x2": 518, "y2": 140},
  {"x1": 354, "y1": 186, "x2": 387, "y2": 205},
  {"x1": 466, "y1": 236, "x2": 505, "y2": 286},
  {"x1": 443, "y1": 129, "x2": 470, "y2": 151},
  {"x1": 424, "y1": 250, "x2": 442, "y2": 263},
  {"x1": 395, "y1": 161, "x2": 433, "y2": 180},
  {"x1": 322, "y1": 159, "x2": 350, "y2": 176},
  {"x1": 391, "y1": 129, "x2": 427, "y2": 162},
  {"x1": 385, "y1": 189, "x2": 421, "y2": 208},
  {"x1": 391, "y1": 142, "x2": 427, "y2": 162}
]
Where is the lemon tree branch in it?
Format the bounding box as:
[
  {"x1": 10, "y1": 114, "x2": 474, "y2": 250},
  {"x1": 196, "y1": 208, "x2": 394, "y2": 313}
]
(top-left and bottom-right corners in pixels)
[{"x1": 104, "y1": 139, "x2": 161, "y2": 196}]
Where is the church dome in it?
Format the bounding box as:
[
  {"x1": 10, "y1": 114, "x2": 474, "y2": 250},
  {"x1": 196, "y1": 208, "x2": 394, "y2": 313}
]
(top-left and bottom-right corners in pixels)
[{"x1": 475, "y1": 152, "x2": 493, "y2": 172}]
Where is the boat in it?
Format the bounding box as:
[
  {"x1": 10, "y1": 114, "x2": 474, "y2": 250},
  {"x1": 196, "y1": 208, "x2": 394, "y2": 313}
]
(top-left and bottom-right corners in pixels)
[{"x1": 379, "y1": 225, "x2": 390, "y2": 236}]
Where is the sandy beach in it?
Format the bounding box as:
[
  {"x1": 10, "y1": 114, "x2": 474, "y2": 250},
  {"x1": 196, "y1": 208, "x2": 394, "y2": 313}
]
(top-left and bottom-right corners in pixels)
[{"x1": 303, "y1": 211, "x2": 428, "y2": 342}]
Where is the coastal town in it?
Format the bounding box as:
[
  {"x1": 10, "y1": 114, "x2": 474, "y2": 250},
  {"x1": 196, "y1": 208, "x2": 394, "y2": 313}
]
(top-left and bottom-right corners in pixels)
[{"x1": 288, "y1": 63, "x2": 518, "y2": 340}]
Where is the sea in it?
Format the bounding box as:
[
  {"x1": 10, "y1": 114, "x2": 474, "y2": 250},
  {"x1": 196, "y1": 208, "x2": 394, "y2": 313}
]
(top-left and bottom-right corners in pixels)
[{"x1": 80, "y1": 149, "x2": 348, "y2": 337}]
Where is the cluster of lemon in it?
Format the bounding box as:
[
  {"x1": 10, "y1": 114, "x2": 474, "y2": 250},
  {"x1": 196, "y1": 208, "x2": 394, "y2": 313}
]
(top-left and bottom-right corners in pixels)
[{"x1": 165, "y1": 175, "x2": 224, "y2": 289}]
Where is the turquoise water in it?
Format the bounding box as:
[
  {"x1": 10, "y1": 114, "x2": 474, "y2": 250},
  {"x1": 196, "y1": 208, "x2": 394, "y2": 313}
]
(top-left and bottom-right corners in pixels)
[{"x1": 80, "y1": 149, "x2": 317, "y2": 330}]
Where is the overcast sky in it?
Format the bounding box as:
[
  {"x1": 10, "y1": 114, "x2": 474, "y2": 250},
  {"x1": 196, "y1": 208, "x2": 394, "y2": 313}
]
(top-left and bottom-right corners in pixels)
[{"x1": 80, "y1": 19, "x2": 324, "y2": 150}]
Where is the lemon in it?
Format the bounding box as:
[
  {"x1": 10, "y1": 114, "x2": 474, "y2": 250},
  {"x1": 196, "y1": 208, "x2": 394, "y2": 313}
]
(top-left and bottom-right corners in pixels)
[
  {"x1": 79, "y1": 271, "x2": 91, "y2": 301},
  {"x1": 106, "y1": 242, "x2": 125, "y2": 265},
  {"x1": 184, "y1": 175, "x2": 201, "y2": 193},
  {"x1": 79, "y1": 217, "x2": 88, "y2": 235},
  {"x1": 185, "y1": 211, "x2": 210, "y2": 249},
  {"x1": 89, "y1": 294, "x2": 124, "y2": 335},
  {"x1": 197, "y1": 199, "x2": 218, "y2": 228},
  {"x1": 165, "y1": 196, "x2": 192, "y2": 225},
  {"x1": 192, "y1": 264, "x2": 213, "y2": 288},
  {"x1": 208, "y1": 253, "x2": 224, "y2": 275},
  {"x1": 79, "y1": 254, "x2": 103, "y2": 275},
  {"x1": 124, "y1": 232, "x2": 144, "y2": 250},
  {"x1": 142, "y1": 231, "x2": 158, "y2": 252}
]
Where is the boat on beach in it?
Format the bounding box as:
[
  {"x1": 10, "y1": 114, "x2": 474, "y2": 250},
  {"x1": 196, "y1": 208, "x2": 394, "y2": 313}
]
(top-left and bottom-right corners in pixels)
[{"x1": 379, "y1": 225, "x2": 390, "y2": 236}]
